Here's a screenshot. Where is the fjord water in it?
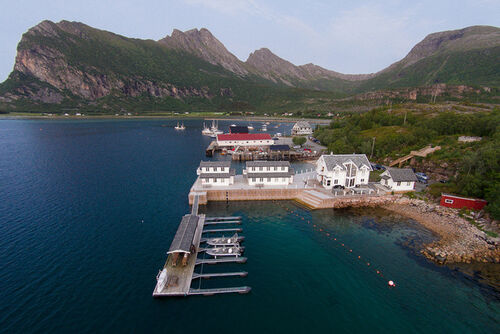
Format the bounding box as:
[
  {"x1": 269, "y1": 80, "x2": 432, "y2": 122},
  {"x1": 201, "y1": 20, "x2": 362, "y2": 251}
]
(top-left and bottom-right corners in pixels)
[{"x1": 0, "y1": 119, "x2": 498, "y2": 333}]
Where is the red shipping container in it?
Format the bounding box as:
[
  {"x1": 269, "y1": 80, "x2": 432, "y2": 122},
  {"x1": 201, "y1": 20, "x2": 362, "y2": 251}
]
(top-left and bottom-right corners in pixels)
[{"x1": 440, "y1": 193, "x2": 488, "y2": 210}]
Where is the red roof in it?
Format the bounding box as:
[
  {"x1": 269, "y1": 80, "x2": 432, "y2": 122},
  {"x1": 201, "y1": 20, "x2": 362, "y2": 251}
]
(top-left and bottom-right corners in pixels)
[{"x1": 217, "y1": 133, "x2": 272, "y2": 141}]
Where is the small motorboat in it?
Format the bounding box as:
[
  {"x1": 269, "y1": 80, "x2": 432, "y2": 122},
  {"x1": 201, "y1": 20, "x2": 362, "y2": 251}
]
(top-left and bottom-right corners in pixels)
[
  {"x1": 206, "y1": 245, "x2": 242, "y2": 258},
  {"x1": 206, "y1": 233, "x2": 241, "y2": 246},
  {"x1": 174, "y1": 122, "x2": 186, "y2": 130}
]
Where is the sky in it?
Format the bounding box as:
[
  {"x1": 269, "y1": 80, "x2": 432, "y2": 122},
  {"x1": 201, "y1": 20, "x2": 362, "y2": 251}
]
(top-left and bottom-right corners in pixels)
[{"x1": 0, "y1": 0, "x2": 499, "y2": 82}]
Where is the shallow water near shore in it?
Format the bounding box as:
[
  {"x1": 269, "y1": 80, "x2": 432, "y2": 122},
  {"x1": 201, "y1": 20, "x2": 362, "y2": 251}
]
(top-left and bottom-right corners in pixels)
[{"x1": 0, "y1": 119, "x2": 499, "y2": 333}]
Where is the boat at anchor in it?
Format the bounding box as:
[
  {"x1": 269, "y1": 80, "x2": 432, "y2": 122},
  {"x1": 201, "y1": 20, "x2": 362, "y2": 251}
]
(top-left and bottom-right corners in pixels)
[
  {"x1": 206, "y1": 233, "x2": 241, "y2": 246},
  {"x1": 206, "y1": 245, "x2": 242, "y2": 258}
]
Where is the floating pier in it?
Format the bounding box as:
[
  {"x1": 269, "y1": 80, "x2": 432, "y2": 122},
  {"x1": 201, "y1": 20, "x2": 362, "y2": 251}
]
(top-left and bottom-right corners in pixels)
[
  {"x1": 188, "y1": 286, "x2": 251, "y2": 296},
  {"x1": 192, "y1": 271, "x2": 248, "y2": 279},
  {"x1": 203, "y1": 220, "x2": 242, "y2": 226},
  {"x1": 202, "y1": 228, "x2": 243, "y2": 234},
  {"x1": 196, "y1": 257, "x2": 248, "y2": 265},
  {"x1": 153, "y1": 195, "x2": 250, "y2": 298}
]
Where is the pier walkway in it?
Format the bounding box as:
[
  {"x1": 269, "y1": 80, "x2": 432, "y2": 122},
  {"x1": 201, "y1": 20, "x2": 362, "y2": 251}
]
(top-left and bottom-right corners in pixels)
[{"x1": 153, "y1": 194, "x2": 250, "y2": 298}]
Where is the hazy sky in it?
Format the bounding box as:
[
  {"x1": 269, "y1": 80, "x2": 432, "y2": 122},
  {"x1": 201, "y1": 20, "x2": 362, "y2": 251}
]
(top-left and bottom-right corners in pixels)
[{"x1": 0, "y1": 0, "x2": 498, "y2": 81}]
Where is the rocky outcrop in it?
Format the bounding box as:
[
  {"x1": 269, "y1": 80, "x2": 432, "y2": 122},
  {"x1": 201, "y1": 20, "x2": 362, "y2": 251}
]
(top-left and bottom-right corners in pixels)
[
  {"x1": 159, "y1": 28, "x2": 249, "y2": 76},
  {"x1": 384, "y1": 199, "x2": 500, "y2": 264}
]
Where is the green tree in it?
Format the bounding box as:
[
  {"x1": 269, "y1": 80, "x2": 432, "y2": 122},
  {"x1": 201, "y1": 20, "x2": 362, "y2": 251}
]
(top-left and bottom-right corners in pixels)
[{"x1": 292, "y1": 136, "x2": 307, "y2": 146}]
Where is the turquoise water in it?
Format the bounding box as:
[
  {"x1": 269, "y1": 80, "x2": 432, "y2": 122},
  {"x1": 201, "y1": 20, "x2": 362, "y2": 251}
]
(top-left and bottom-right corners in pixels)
[{"x1": 0, "y1": 119, "x2": 498, "y2": 333}]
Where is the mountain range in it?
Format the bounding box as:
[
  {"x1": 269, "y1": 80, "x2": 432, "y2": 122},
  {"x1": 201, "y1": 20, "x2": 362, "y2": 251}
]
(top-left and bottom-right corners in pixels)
[{"x1": 0, "y1": 20, "x2": 498, "y2": 113}]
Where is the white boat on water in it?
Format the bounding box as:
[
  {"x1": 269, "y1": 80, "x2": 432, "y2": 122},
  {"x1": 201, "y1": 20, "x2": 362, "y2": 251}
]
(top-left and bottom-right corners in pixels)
[
  {"x1": 202, "y1": 122, "x2": 212, "y2": 135},
  {"x1": 206, "y1": 245, "x2": 242, "y2": 258},
  {"x1": 248, "y1": 124, "x2": 254, "y2": 130},
  {"x1": 206, "y1": 233, "x2": 241, "y2": 246},
  {"x1": 203, "y1": 120, "x2": 223, "y2": 137},
  {"x1": 156, "y1": 268, "x2": 168, "y2": 291},
  {"x1": 174, "y1": 122, "x2": 186, "y2": 130}
]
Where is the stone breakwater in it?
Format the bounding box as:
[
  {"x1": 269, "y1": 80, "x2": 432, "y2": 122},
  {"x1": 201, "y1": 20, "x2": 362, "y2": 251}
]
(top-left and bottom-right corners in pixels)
[{"x1": 383, "y1": 198, "x2": 500, "y2": 264}]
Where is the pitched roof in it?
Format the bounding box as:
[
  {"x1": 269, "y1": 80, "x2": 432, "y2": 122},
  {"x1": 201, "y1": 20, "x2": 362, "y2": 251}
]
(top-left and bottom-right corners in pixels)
[
  {"x1": 387, "y1": 168, "x2": 418, "y2": 182},
  {"x1": 167, "y1": 215, "x2": 199, "y2": 254},
  {"x1": 293, "y1": 121, "x2": 311, "y2": 128},
  {"x1": 246, "y1": 160, "x2": 291, "y2": 167},
  {"x1": 321, "y1": 154, "x2": 372, "y2": 171},
  {"x1": 199, "y1": 160, "x2": 231, "y2": 168},
  {"x1": 217, "y1": 133, "x2": 272, "y2": 141}
]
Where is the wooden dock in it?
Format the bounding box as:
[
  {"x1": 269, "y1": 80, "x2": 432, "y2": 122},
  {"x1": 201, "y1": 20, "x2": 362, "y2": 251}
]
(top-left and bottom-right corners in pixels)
[
  {"x1": 153, "y1": 196, "x2": 250, "y2": 298},
  {"x1": 203, "y1": 220, "x2": 241, "y2": 226}
]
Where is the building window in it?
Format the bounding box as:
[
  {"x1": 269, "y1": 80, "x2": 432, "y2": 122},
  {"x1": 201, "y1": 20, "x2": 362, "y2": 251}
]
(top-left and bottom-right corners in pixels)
[
  {"x1": 252, "y1": 178, "x2": 256, "y2": 182},
  {"x1": 214, "y1": 178, "x2": 217, "y2": 183},
  {"x1": 444, "y1": 199, "x2": 454, "y2": 204},
  {"x1": 260, "y1": 167, "x2": 263, "y2": 171},
  {"x1": 407, "y1": 182, "x2": 411, "y2": 186},
  {"x1": 327, "y1": 180, "x2": 331, "y2": 186},
  {"x1": 267, "y1": 178, "x2": 271, "y2": 182},
  {"x1": 334, "y1": 179, "x2": 338, "y2": 184},
  {"x1": 267, "y1": 167, "x2": 270, "y2": 171},
  {"x1": 361, "y1": 179, "x2": 364, "y2": 182},
  {"x1": 281, "y1": 166, "x2": 285, "y2": 171},
  {"x1": 260, "y1": 178, "x2": 264, "y2": 182},
  {"x1": 397, "y1": 182, "x2": 401, "y2": 186}
]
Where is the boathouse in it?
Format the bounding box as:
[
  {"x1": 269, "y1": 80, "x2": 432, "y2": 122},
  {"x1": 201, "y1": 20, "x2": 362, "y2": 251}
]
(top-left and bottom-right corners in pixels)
[
  {"x1": 167, "y1": 214, "x2": 200, "y2": 266},
  {"x1": 440, "y1": 194, "x2": 488, "y2": 210},
  {"x1": 380, "y1": 168, "x2": 417, "y2": 192},
  {"x1": 291, "y1": 121, "x2": 313, "y2": 135},
  {"x1": 243, "y1": 161, "x2": 294, "y2": 186},
  {"x1": 216, "y1": 133, "x2": 274, "y2": 147},
  {"x1": 197, "y1": 161, "x2": 235, "y2": 186},
  {"x1": 316, "y1": 154, "x2": 372, "y2": 189}
]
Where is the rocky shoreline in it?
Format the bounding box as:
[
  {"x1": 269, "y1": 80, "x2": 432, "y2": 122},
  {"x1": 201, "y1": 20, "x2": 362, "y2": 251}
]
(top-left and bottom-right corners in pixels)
[{"x1": 382, "y1": 198, "x2": 500, "y2": 265}]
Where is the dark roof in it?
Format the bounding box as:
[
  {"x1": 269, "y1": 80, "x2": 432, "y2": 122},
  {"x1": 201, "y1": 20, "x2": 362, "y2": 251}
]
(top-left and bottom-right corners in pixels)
[
  {"x1": 246, "y1": 160, "x2": 291, "y2": 167},
  {"x1": 167, "y1": 215, "x2": 199, "y2": 254},
  {"x1": 199, "y1": 160, "x2": 231, "y2": 168},
  {"x1": 321, "y1": 154, "x2": 372, "y2": 171},
  {"x1": 199, "y1": 169, "x2": 236, "y2": 178},
  {"x1": 387, "y1": 168, "x2": 418, "y2": 182},
  {"x1": 270, "y1": 145, "x2": 291, "y2": 151},
  {"x1": 229, "y1": 125, "x2": 249, "y2": 134}
]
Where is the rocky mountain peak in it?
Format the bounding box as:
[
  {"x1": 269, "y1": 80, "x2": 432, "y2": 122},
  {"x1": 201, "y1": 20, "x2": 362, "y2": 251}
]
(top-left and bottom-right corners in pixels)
[
  {"x1": 400, "y1": 25, "x2": 500, "y2": 68},
  {"x1": 159, "y1": 28, "x2": 248, "y2": 76}
]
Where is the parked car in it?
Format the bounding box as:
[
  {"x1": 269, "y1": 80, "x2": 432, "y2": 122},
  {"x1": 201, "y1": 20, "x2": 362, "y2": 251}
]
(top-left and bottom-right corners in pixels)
[
  {"x1": 333, "y1": 185, "x2": 345, "y2": 189},
  {"x1": 415, "y1": 172, "x2": 428, "y2": 183},
  {"x1": 293, "y1": 145, "x2": 301, "y2": 149}
]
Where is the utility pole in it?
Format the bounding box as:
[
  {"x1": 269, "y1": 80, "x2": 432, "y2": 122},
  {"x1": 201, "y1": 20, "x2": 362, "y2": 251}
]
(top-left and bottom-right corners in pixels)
[{"x1": 370, "y1": 137, "x2": 376, "y2": 159}]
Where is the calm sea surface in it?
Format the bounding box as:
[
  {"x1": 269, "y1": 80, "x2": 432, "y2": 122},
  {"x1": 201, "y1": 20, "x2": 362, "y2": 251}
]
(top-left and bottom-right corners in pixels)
[{"x1": 0, "y1": 119, "x2": 498, "y2": 333}]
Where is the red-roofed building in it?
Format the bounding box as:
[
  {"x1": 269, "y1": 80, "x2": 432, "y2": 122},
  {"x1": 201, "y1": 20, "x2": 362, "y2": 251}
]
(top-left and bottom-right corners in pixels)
[
  {"x1": 216, "y1": 133, "x2": 274, "y2": 147},
  {"x1": 440, "y1": 193, "x2": 488, "y2": 210}
]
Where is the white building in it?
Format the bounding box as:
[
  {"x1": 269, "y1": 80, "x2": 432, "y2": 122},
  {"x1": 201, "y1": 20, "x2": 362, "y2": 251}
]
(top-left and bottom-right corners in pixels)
[
  {"x1": 380, "y1": 168, "x2": 417, "y2": 192},
  {"x1": 291, "y1": 121, "x2": 313, "y2": 136},
  {"x1": 316, "y1": 154, "x2": 372, "y2": 189},
  {"x1": 216, "y1": 133, "x2": 274, "y2": 147},
  {"x1": 197, "y1": 161, "x2": 235, "y2": 186},
  {"x1": 244, "y1": 161, "x2": 294, "y2": 186}
]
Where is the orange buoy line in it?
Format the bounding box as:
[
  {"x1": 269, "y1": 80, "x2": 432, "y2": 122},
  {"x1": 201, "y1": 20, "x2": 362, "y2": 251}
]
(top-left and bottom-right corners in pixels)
[{"x1": 277, "y1": 201, "x2": 395, "y2": 287}]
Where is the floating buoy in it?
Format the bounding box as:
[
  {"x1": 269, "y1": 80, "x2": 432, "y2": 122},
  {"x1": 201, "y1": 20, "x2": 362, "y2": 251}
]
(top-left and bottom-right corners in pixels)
[
  {"x1": 326, "y1": 233, "x2": 330, "y2": 236},
  {"x1": 367, "y1": 262, "x2": 370, "y2": 266},
  {"x1": 388, "y1": 280, "x2": 396, "y2": 287}
]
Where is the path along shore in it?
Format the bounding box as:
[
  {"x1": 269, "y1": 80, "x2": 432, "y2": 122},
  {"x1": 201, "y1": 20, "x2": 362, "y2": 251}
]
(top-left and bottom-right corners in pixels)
[{"x1": 382, "y1": 198, "x2": 500, "y2": 265}]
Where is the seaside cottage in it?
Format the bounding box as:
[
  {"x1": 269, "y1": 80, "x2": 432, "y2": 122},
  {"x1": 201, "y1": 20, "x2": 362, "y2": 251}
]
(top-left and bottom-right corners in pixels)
[
  {"x1": 216, "y1": 133, "x2": 274, "y2": 147},
  {"x1": 197, "y1": 161, "x2": 235, "y2": 186},
  {"x1": 243, "y1": 161, "x2": 294, "y2": 186},
  {"x1": 316, "y1": 154, "x2": 372, "y2": 189},
  {"x1": 291, "y1": 121, "x2": 313, "y2": 136},
  {"x1": 380, "y1": 168, "x2": 417, "y2": 192}
]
